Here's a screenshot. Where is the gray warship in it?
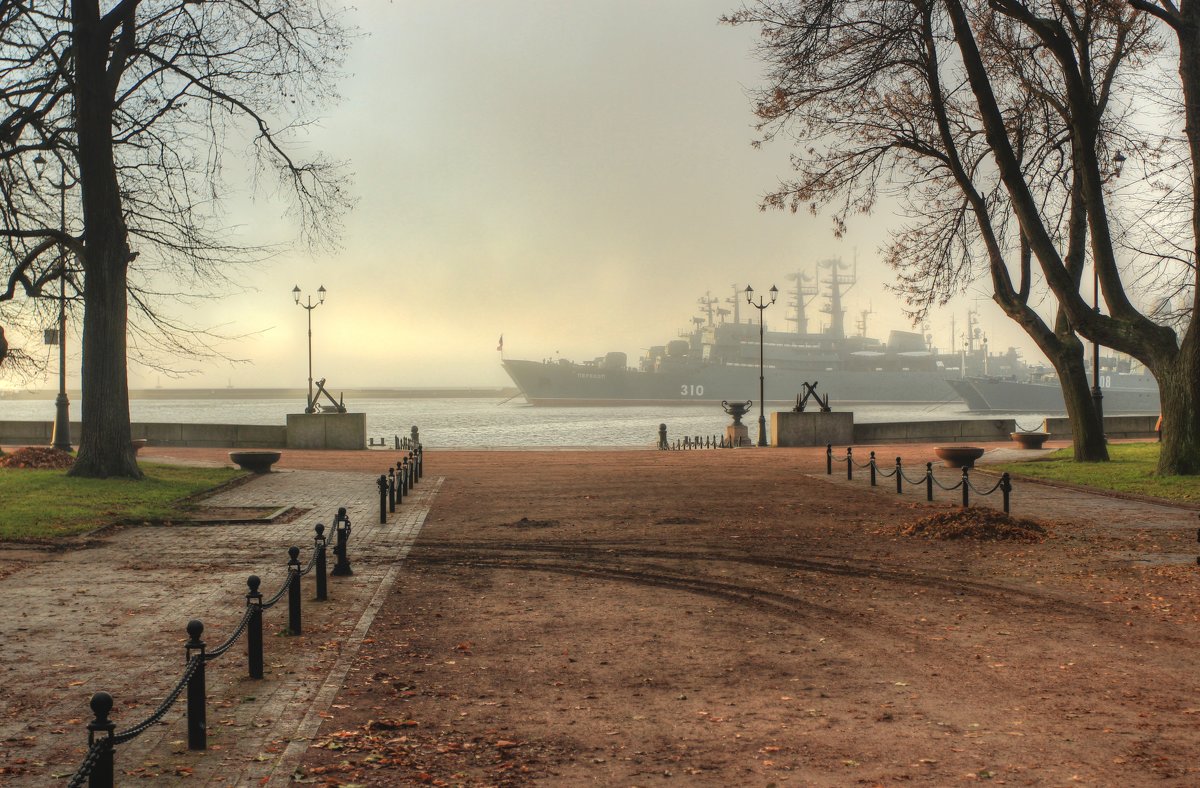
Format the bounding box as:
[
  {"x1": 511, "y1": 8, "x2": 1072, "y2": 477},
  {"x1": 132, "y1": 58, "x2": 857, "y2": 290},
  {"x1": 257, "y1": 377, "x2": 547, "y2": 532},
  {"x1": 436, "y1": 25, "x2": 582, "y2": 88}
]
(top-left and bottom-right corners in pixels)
[{"x1": 502, "y1": 261, "x2": 1028, "y2": 407}]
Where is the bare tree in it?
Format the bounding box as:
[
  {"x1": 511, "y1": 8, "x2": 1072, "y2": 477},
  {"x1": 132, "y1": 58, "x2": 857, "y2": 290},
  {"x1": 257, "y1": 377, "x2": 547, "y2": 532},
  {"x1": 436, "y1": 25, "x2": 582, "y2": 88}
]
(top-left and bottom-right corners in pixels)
[
  {"x1": 0, "y1": 0, "x2": 353, "y2": 477},
  {"x1": 726, "y1": 0, "x2": 1200, "y2": 470}
]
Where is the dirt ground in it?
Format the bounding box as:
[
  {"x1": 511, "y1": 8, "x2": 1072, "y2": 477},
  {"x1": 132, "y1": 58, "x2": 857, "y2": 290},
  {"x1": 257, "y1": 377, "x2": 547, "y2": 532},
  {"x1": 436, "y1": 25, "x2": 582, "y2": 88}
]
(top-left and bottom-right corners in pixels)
[{"x1": 290, "y1": 448, "x2": 1200, "y2": 787}]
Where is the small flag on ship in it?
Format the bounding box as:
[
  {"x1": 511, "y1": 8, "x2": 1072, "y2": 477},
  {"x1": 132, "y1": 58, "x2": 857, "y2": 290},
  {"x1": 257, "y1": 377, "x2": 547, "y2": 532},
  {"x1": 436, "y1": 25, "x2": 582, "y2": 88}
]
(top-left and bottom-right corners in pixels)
[{"x1": 497, "y1": 334, "x2": 503, "y2": 352}]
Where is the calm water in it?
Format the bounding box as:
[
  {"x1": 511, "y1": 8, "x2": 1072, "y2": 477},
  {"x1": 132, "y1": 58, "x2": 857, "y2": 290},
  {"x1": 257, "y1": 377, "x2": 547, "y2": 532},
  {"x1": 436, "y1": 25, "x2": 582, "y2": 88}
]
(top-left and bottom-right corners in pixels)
[{"x1": 0, "y1": 397, "x2": 1050, "y2": 448}]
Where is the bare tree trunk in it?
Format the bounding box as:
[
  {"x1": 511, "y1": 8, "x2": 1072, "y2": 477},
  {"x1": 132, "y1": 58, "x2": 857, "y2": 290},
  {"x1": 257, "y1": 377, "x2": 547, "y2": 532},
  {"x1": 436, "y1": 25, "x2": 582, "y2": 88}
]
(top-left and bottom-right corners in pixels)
[
  {"x1": 1155, "y1": 355, "x2": 1200, "y2": 475},
  {"x1": 67, "y1": 0, "x2": 140, "y2": 479},
  {"x1": 1054, "y1": 351, "x2": 1109, "y2": 462}
]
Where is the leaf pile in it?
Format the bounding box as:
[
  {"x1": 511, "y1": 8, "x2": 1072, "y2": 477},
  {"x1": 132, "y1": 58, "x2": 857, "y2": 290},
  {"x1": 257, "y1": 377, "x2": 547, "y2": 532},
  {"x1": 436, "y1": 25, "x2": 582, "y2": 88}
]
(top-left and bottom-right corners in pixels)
[
  {"x1": 0, "y1": 446, "x2": 74, "y2": 470},
  {"x1": 901, "y1": 507, "x2": 1048, "y2": 542}
]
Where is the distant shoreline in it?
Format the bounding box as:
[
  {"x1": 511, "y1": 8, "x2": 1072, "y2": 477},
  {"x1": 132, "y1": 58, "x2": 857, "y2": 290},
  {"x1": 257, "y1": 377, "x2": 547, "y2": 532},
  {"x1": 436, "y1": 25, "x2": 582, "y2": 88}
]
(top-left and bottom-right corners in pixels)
[{"x1": 0, "y1": 386, "x2": 520, "y2": 401}]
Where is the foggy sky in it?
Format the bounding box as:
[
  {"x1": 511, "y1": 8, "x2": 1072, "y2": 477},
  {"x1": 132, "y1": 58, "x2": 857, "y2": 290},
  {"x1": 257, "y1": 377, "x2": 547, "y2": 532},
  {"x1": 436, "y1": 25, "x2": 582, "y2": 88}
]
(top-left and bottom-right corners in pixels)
[{"x1": 13, "y1": 0, "x2": 1051, "y2": 392}]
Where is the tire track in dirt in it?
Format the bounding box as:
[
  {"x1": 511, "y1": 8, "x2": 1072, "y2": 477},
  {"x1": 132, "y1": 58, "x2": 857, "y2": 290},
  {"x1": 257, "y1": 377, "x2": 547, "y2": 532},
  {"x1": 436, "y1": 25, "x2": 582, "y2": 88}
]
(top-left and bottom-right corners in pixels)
[{"x1": 411, "y1": 538, "x2": 1105, "y2": 618}]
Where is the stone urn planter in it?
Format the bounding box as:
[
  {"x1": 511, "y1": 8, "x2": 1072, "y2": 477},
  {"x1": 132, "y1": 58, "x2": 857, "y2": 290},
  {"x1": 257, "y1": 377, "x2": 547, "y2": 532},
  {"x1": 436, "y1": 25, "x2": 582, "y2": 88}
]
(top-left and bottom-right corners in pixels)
[
  {"x1": 131, "y1": 438, "x2": 148, "y2": 455},
  {"x1": 1010, "y1": 431, "x2": 1050, "y2": 450},
  {"x1": 934, "y1": 445, "x2": 985, "y2": 469},
  {"x1": 229, "y1": 450, "x2": 281, "y2": 473}
]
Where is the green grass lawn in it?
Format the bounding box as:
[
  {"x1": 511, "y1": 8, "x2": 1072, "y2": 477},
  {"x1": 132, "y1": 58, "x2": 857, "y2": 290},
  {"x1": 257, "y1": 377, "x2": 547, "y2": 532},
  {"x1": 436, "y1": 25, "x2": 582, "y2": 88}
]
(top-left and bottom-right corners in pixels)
[
  {"x1": 0, "y1": 463, "x2": 245, "y2": 541},
  {"x1": 993, "y1": 442, "x2": 1200, "y2": 503}
]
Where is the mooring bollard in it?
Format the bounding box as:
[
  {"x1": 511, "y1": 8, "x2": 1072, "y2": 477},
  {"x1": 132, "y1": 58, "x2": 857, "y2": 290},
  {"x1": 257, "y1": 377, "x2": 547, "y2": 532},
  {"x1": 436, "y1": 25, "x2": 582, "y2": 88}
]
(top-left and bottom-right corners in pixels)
[
  {"x1": 401, "y1": 456, "x2": 410, "y2": 496},
  {"x1": 387, "y1": 467, "x2": 396, "y2": 512},
  {"x1": 377, "y1": 474, "x2": 387, "y2": 523},
  {"x1": 895, "y1": 457, "x2": 903, "y2": 494},
  {"x1": 314, "y1": 524, "x2": 328, "y2": 601},
  {"x1": 246, "y1": 575, "x2": 263, "y2": 678},
  {"x1": 961, "y1": 467, "x2": 970, "y2": 507},
  {"x1": 869, "y1": 451, "x2": 877, "y2": 486},
  {"x1": 417, "y1": 444, "x2": 424, "y2": 479},
  {"x1": 926, "y1": 462, "x2": 934, "y2": 502},
  {"x1": 287, "y1": 546, "x2": 302, "y2": 636},
  {"x1": 846, "y1": 447, "x2": 853, "y2": 481},
  {"x1": 332, "y1": 507, "x2": 353, "y2": 576},
  {"x1": 826, "y1": 444, "x2": 832, "y2": 475},
  {"x1": 1001, "y1": 473, "x2": 1012, "y2": 514},
  {"x1": 185, "y1": 619, "x2": 207, "y2": 751},
  {"x1": 87, "y1": 691, "x2": 116, "y2": 788}
]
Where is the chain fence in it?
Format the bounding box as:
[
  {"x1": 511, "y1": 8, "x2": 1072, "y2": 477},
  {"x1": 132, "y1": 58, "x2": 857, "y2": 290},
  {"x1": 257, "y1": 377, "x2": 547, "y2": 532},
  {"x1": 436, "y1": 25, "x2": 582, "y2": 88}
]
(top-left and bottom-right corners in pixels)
[{"x1": 826, "y1": 444, "x2": 1012, "y2": 512}]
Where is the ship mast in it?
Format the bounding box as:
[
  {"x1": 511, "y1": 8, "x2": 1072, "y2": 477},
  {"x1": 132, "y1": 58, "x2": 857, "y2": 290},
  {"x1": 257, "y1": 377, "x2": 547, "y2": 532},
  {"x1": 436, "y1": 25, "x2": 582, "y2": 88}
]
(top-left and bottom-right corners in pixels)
[
  {"x1": 786, "y1": 269, "x2": 819, "y2": 335},
  {"x1": 697, "y1": 292, "x2": 719, "y2": 326},
  {"x1": 818, "y1": 258, "x2": 856, "y2": 340},
  {"x1": 856, "y1": 304, "x2": 874, "y2": 337},
  {"x1": 726, "y1": 284, "x2": 743, "y2": 325}
]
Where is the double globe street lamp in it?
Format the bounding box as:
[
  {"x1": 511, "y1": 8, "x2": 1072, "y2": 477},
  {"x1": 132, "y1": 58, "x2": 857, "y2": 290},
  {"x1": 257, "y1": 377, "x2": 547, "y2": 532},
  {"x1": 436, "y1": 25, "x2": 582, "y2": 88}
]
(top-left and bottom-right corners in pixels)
[
  {"x1": 292, "y1": 284, "x2": 326, "y2": 413},
  {"x1": 745, "y1": 283, "x2": 778, "y2": 447},
  {"x1": 33, "y1": 152, "x2": 75, "y2": 452}
]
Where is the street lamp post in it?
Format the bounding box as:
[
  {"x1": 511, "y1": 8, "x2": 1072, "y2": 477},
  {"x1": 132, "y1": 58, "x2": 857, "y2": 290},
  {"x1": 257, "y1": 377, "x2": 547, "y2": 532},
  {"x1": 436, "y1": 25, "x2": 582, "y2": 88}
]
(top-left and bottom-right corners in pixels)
[
  {"x1": 292, "y1": 285, "x2": 326, "y2": 413},
  {"x1": 33, "y1": 153, "x2": 72, "y2": 452},
  {"x1": 1092, "y1": 151, "x2": 1124, "y2": 426},
  {"x1": 745, "y1": 284, "x2": 778, "y2": 447}
]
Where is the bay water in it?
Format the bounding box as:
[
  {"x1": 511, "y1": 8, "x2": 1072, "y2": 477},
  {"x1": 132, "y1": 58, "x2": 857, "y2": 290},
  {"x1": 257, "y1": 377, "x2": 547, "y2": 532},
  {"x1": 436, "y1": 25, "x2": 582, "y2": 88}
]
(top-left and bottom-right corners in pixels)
[{"x1": 0, "y1": 397, "x2": 1050, "y2": 448}]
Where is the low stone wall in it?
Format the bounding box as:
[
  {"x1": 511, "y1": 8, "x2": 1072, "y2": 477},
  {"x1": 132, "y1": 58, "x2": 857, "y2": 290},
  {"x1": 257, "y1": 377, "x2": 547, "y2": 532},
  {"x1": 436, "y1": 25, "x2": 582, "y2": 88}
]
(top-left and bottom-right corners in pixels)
[
  {"x1": 851, "y1": 418, "x2": 1016, "y2": 445},
  {"x1": 0, "y1": 420, "x2": 286, "y2": 449},
  {"x1": 1045, "y1": 414, "x2": 1158, "y2": 441}
]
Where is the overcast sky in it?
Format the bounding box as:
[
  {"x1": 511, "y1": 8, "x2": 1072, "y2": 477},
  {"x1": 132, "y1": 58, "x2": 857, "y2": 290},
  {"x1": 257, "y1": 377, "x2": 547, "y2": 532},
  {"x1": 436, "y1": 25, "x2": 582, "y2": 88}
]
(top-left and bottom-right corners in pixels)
[{"x1": 20, "y1": 0, "x2": 1053, "y2": 392}]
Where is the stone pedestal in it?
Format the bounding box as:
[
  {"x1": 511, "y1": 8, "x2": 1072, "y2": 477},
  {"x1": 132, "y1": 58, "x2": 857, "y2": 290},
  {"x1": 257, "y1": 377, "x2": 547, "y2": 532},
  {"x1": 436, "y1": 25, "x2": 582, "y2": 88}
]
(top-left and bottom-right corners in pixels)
[
  {"x1": 725, "y1": 424, "x2": 750, "y2": 447},
  {"x1": 771, "y1": 411, "x2": 854, "y2": 447},
  {"x1": 286, "y1": 412, "x2": 367, "y2": 450}
]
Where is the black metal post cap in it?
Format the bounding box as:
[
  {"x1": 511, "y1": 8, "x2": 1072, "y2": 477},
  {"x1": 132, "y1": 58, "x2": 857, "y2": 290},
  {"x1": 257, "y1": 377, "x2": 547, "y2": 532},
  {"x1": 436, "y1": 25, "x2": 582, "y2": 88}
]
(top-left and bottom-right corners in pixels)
[
  {"x1": 338, "y1": 506, "x2": 347, "y2": 518},
  {"x1": 90, "y1": 691, "x2": 114, "y2": 722},
  {"x1": 247, "y1": 575, "x2": 261, "y2": 593},
  {"x1": 288, "y1": 545, "x2": 300, "y2": 561},
  {"x1": 187, "y1": 619, "x2": 204, "y2": 640},
  {"x1": 315, "y1": 523, "x2": 325, "y2": 537}
]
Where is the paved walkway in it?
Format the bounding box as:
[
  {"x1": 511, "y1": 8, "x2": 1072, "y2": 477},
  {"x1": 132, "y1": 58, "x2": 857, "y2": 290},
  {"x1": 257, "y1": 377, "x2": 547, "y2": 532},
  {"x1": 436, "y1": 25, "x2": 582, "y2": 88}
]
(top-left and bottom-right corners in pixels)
[{"x1": 0, "y1": 464, "x2": 437, "y2": 786}]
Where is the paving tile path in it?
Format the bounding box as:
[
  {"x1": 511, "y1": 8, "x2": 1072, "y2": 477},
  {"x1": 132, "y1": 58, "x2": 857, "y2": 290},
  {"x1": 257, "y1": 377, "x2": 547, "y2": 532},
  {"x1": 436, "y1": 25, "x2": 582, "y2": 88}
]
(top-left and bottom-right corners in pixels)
[{"x1": 0, "y1": 466, "x2": 437, "y2": 787}]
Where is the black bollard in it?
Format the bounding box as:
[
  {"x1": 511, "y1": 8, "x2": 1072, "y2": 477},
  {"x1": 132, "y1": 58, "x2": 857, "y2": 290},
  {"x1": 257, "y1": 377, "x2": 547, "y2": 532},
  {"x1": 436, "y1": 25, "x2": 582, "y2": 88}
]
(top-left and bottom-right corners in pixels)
[
  {"x1": 658, "y1": 423, "x2": 667, "y2": 449},
  {"x1": 1001, "y1": 473, "x2": 1012, "y2": 514},
  {"x1": 377, "y1": 474, "x2": 388, "y2": 524},
  {"x1": 826, "y1": 444, "x2": 832, "y2": 475},
  {"x1": 402, "y1": 456, "x2": 411, "y2": 496},
  {"x1": 926, "y1": 462, "x2": 934, "y2": 502},
  {"x1": 331, "y1": 507, "x2": 353, "y2": 576},
  {"x1": 869, "y1": 451, "x2": 876, "y2": 486},
  {"x1": 846, "y1": 447, "x2": 853, "y2": 481},
  {"x1": 287, "y1": 546, "x2": 302, "y2": 635},
  {"x1": 246, "y1": 575, "x2": 263, "y2": 679},
  {"x1": 961, "y1": 467, "x2": 970, "y2": 507},
  {"x1": 388, "y1": 468, "x2": 396, "y2": 512},
  {"x1": 314, "y1": 524, "x2": 328, "y2": 601},
  {"x1": 895, "y1": 457, "x2": 902, "y2": 494},
  {"x1": 417, "y1": 444, "x2": 424, "y2": 480},
  {"x1": 185, "y1": 619, "x2": 207, "y2": 751},
  {"x1": 87, "y1": 691, "x2": 116, "y2": 788}
]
